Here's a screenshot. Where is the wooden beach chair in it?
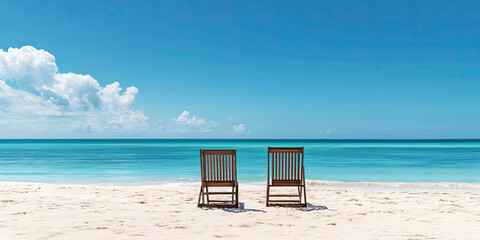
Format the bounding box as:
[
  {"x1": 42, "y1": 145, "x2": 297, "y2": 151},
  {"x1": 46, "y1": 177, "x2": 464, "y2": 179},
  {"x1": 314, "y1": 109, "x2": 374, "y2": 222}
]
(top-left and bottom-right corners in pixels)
[
  {"x1": 197, "y1": 149, "x2": 239, "y2": 208},
  {"x1": 266, "y1": 147, "x2": 307, "y2": 207}
]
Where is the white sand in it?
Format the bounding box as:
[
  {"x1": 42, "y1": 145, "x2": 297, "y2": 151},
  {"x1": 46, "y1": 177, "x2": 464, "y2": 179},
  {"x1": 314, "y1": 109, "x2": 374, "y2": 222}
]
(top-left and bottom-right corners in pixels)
[{"x1": 1, "y1": 182, "x2": 479, "y2": 240}]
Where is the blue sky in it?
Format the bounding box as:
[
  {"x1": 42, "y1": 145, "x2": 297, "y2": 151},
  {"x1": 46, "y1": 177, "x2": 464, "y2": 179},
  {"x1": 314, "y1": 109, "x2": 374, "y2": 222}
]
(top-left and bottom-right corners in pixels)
[{"x1": 0, "y1": 0, "x2": 479, "y2": 138}]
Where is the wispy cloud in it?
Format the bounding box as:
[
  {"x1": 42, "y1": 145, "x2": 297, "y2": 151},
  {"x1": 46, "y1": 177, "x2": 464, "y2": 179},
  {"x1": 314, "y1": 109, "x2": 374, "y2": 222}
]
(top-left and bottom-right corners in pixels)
[
  {"x1": 228, "y1": 116, "x2": 249, "y2": 134},
  {"x1": 232, "y1": 123, "x2": 247, "y2": 134}
]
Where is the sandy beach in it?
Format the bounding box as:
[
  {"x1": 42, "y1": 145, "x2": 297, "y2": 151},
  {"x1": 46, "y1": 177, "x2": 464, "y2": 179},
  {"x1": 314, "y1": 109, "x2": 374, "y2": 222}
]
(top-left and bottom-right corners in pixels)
[{"x1": 0, "y1": 182, "x2": 479, "y2": 240}]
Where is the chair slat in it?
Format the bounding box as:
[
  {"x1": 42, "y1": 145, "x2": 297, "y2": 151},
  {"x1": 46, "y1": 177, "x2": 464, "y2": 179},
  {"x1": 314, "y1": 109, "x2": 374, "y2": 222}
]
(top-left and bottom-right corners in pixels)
[
  {"x1": 213, "y1": 154, "x2": 215, "y2": 180},
  {"x1": 271, "y1": 153, "x2": 274, "y2": 180},
  {"x1": 219, "y1": 154, "x2": 222, "y2": 181},
  {"x1": 278, "y1": 153, "x2": 281, "y2": 180},
  {"x1": 216, "y1": 154, "x2": 218, "y2": 180},
  {"x1": 291, "y1": 153, "x2": 295, "y2": 180},
  {"x1": 227, "y1": 154, "x2": 230, "y2": 180},
  {"x1": 209, "y1": 154, "x2": 212, "y2": 180},
  {"x1": 288, "y1": 153, "x2": 291, "y2": 180},
  {"x1": 294, "y1": 153, "x2": 300, "y2": 179},
  {"x1": 270, "y1": 153, "x2": 277, "y2": 179},
  {"x1": 272, "y1": 153, "x2": 274, "y2": 180},
  {"x1": 285, "y1": 153, "x2": 288, "y2": 180},
  {"x1": 276, "y1": 153, "x2": 279, "y2": 180},
  {"x1": 293, "y1": 152, "x2": 296, "y2": 180},
  {"x1": 288, "y1": 152, "x2": 291, "y2": 180},
  {"x1": 205, "y1": 154, "x2": 208, "y2": 180},
  {"x1": 209, "y1": 154, "x2": 212, "y2": 181},
  {"x1": 216, "y1": 154, "x2": 219, "y2": 181},
  {"x1": 222, "y1": 154, "x2": 225, "y2": 180}
]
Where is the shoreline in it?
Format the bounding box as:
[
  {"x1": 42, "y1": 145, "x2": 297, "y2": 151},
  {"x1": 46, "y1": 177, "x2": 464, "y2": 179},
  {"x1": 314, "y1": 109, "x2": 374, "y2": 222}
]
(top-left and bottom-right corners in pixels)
[{"x1": 2, "y1": 180, "x2": 480, "y2": 192}]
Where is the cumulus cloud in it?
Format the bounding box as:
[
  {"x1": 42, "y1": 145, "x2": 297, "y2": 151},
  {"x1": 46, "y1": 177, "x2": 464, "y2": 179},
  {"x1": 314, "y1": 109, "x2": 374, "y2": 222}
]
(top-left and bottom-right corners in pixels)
[
  {"x1": 232, "y1": 123, "x2": 247, "y2": 134},
  {"x1": 0, "y1": 46, "x2": 147, "y2": 133},
  {"x1": 168, "y1": 111, "x2": 218, "y2": 133}
]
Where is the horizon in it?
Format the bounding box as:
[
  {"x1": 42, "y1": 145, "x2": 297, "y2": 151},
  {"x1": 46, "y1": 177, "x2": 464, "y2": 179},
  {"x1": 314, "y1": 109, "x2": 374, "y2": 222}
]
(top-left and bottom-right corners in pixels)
[
  {"x1": 1, "y1": 1, "x2": 480, "y2": 139},
  {"x1": 2, "y1": 138, "x2": 480, "y2": 141}
]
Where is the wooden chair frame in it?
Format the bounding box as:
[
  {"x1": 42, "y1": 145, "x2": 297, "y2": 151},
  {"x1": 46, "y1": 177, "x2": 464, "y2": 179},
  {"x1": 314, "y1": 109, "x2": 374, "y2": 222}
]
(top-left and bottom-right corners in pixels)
[
  {"x1": 198, "y1": 149, "x2": 239, "y2": 208},
  {"x1": 266, "y1": 147, "x2": 306, "y2": 207}
]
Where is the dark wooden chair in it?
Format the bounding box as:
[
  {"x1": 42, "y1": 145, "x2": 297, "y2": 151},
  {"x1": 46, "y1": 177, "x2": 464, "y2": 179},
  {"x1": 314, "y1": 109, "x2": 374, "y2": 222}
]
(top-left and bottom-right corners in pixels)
[
  {"x1": 266, "y1": 147, "x2": 307, "y2": 207},
  {"x1": 197, "y1": 149, "x2": 239, "y2": 208}
]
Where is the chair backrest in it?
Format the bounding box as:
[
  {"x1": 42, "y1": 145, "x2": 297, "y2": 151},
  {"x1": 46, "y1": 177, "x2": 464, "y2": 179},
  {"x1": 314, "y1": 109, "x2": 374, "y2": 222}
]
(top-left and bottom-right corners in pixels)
[
  {"x1": 200, "y1": 150, "x2": 237, "y2": 182},
  {"x1": 268, "y1": 147, "x2": 304, "y2": 181}
]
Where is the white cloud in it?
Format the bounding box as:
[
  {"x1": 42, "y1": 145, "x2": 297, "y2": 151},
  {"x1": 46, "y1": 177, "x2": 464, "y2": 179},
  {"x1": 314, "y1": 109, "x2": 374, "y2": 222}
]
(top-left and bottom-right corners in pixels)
[
  {"x1": 325, "y1": 129, "x2": 332, "y2": 134},
  {"x1": 168, "y1": 111, "x2": 218, "y2": 133},
  {"x1": 228, "y1": 117, "x2": 248, "y2": 134},
  {"x1": 0, "y1": 46, "x2": 147, "y2": 134},
  {"x1": 100, "y1": 82, "x2": 138, "y2": 111},
  {"x1": 232, "y1": 123, "x2": 247, "y2": 134}
]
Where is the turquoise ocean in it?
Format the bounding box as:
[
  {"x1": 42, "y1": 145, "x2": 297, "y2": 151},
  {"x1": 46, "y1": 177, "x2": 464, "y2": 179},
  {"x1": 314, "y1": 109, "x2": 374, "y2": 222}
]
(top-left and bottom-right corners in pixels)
[{"x1": 0, "y1": 139, "x2": 479, "y2": 184}]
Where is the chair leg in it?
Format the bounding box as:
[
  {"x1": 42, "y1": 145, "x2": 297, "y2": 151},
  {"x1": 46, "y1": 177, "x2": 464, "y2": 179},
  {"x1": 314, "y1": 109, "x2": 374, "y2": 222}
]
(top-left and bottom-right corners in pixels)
[
  {"x1": 301, "y1": 166, "x2": 307, "y2": 207},
  {"x1": 266, "y1": 185, "x2": 270, "y2": 206},
  {"x1": 235, "y1": 184, "x2": 239, "y2": 208},
  {"x1": 205, "y1": 185, "x2": 210, "y2": 204},
  {"x1": 298, "y1": 185, "x2": 302, "y2": 204},
  {"x1": 197, "y1": 186, "x2": 203, "y2": 207}
]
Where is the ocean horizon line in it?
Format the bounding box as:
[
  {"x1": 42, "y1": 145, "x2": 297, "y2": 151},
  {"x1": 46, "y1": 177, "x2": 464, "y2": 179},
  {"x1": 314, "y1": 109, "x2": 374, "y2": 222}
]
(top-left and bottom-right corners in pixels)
[{"x1": 1, "y1": 138, "x2": 480, "y2": 141}]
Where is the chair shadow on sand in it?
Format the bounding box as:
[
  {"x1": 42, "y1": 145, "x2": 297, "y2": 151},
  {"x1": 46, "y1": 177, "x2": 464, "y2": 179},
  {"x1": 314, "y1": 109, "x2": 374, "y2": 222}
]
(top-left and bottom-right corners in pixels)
[
  {"x1": 295, "y1": 203, "x2": 328, "y2": 212},
  {"x1": 220, "y1": 202, "x2": 327, "y2": 213},
  {"x1": 221, "y1": 202, "x2": 267, "y2": 213}
]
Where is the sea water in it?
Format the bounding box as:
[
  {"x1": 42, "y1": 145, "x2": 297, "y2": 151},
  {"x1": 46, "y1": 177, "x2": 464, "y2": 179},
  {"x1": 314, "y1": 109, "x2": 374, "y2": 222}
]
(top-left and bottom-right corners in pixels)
[{"x1": 0, "y1": 139, "x2": 479, "y2": 184}]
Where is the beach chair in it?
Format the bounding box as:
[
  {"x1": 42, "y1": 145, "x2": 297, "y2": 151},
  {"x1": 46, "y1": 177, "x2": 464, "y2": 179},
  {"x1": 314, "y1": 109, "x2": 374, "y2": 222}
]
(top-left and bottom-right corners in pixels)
[
  {"x1": 266, "y1": 147, "x2": 307, "y2": 207},
  {"x1": 197, "y1": 149, "x2": 239, "y2": 208}
]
